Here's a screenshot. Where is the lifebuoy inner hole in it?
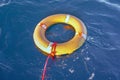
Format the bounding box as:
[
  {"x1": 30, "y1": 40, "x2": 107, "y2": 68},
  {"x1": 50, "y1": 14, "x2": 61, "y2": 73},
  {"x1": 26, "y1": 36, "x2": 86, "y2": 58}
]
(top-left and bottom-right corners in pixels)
[{"x1": 45, "y1": 23, "x2": 75, "y2": 43}]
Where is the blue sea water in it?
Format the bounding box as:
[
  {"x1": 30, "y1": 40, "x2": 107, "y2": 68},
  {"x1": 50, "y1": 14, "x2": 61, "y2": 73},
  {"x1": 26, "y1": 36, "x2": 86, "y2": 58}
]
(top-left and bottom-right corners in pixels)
[{"x1": 0, "y1": 0, "x2": 120, "y2": 80}]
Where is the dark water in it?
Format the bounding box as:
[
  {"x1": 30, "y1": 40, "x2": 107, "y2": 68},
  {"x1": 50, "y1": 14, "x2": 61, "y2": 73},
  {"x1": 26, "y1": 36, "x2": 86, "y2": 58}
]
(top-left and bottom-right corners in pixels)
[{"x1": 0, "y1": 0, "x2": 120, "y2": 80}]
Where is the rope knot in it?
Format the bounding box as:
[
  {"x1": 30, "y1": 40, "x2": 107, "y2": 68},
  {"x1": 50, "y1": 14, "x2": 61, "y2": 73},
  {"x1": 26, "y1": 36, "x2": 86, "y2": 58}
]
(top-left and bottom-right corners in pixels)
[{"x1": 49, "y1": 42, "x2": 57, "y2": 59}]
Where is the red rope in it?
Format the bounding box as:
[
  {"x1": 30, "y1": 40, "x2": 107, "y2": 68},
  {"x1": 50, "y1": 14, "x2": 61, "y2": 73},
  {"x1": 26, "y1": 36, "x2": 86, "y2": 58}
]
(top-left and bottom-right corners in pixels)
[
  {"x1": 41, "y1": 42, "x2": 57, "y2": 80},
  {"x1": 42, "y1": 55, "x2": 50, "y2": 80}
]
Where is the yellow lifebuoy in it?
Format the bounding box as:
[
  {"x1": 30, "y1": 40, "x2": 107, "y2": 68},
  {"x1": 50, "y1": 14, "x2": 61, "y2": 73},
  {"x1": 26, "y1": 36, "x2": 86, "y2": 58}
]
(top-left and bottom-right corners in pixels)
[{"x1": 33, "y1": 14, "x2": 87, "y2": 56}]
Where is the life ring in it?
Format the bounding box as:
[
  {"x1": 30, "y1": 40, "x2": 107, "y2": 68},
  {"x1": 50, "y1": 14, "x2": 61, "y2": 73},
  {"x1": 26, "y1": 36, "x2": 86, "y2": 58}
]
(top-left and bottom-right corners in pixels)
[{"x1": 33, "y1": 14, "x2": 87, "y2": 56}]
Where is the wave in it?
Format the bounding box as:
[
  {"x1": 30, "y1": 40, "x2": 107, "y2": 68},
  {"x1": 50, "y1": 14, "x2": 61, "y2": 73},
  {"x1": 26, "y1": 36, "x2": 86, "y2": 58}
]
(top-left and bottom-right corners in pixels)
[
  {"x1": 97, "y1": 0, "x2": 120, "y2": 11},
  {"x1": 0, "y1": 0, "x2": 11, "y2": 7}
]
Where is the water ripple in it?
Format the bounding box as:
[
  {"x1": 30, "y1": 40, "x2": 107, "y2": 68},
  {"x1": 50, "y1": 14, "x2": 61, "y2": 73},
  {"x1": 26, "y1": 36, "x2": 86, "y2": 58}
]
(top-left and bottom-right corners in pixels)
[
  {"x1": 87, "y1": 36, "x2": 117, "y2": 51},
  {"x1": 97, "y1": 0, "x2": 120, "y2": 12},
  {"x1": 85, "y1": 11, "x2": 115, "y2": 18},
  {"x1": 0, "y1": 0, "x2": 11, "y2": 7},
  {"x1": 0, "y1": 28, "x2": 1, "y2": 37},
  {"x1": 0, "y1": 63, "x2": 13, "y2": 72}
]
